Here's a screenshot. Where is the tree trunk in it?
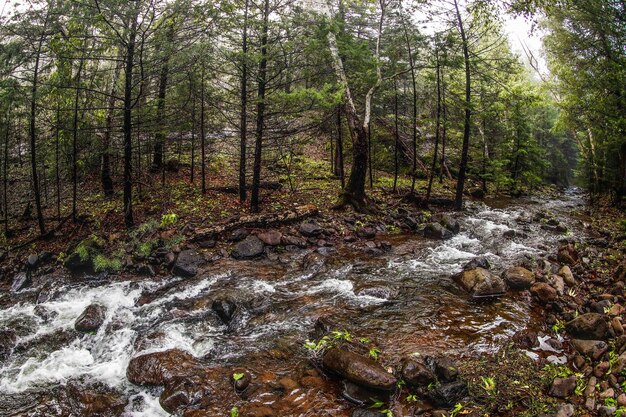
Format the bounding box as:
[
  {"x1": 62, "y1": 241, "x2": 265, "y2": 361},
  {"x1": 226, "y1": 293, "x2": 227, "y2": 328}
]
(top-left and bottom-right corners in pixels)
[
  {"x1": 250, "y1": 0, "x2": 269, "y2": 213},
  {"x1": 200, "y1": 65, "x2": 206, "y2": 194},
  {"x1": 402, "y1": 16, "x2": 418, "y2": 195},
  {"x1": 102, "y1": 53, "x2": 122, "y2": 197},
  {"x1": 427, "y1": 47, "x2": 442, "y2": 202},
  {"x1": 55, "y1": 107, "x2": 61, "y2": 219},
  {"x1": 123, "y1": 10, "x2": 138, "y2": 228},
  {"x1": 29, "y1": 11, "x2": 49, "y2": 235},
  {"x1": 3, "y1": 117, "x2": 9, "y2": 236},
  {"x1": 72, "y1": 57, "x2": 84, "y2": 223},
  {"x1": 190, "y1": 85, "x2": 196, "y2": 184},
  {"x1": 392, "y1": 77, "x2": 399, "y2": 192},
  {"x1": 334, "y1": 105, "x2": 345, "y2": 188},
  {"x1": 367, "y1": 121, "x2": 373, "y2": 188},
  {"x1": 239, "y1": 0, "x2": 249, "y2": 203},
  {"x1": 453, "y1": 0, "x2": 471, "y2": 211},
  {"x1": 152, "y1": 37, "x2": 171, "y2": 173}
]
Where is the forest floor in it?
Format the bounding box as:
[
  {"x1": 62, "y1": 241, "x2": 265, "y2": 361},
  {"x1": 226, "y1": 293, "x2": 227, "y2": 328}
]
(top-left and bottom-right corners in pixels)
[{"x1": 1, "y1": 158, "x2": 626, "y2": 417}]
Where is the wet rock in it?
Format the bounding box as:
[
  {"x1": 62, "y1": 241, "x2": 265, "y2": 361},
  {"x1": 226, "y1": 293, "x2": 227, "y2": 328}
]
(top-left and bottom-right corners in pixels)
[
  {"x1": 426, "y1": 356, "x2": 459, "y2": 383},
  {"x1": 512, "y1": 330, "x2": 539, "y2": 349},
  {"x1": 357, "y1": 286, "x2": 394, "y2": 300},
  {"x1": 299, "y1": 221, "x2": 323, "y2": 237},
  {"x1": 530, "y1": 282, "x2": 558, "y2": 303},
  {"x1": 173, "y1": 250, "x2": 202, "y2": 277},
  {"x1": 26, "y1": 253, "x2": 39, "y2": 269},
  {"x1": 463, "y1": 257, "x2": 491, "y2": 270},
  {"x1": 612, "y1": 317, "x2": 624, "y2": 335},
  {"x1": 549, "y1": 376, "x2": 577, "y2": 398},
  {"x1": 432, "y1": 214, "x2": 460, "y2": 234},
  {"x1": 231, "y1": 370, "x2": 252, "y2": 391},
  {"x1": 341, "y1": 381, "x2": 389, "y2": 406},
  {"x1": 454, "y1": 268, "x2": 506, "y2": 298},
  {"x1": 555, "y1": 403, "x2": 575, "y2": 417},
  {"x1": 257, "y1": 230, "x2": 282, "y2": 246},
  {"x1": 503, "y1": 267, "x2": 535, "y2": 290},
  {"x1": 550, "y1": 275, "x2": 565, "y2": 295},
  {"x1": 126, "y1": 349, "x2": 203, "y2": 386},
  {"x1": 401, "y1": 357, "x2": 436, "y2": 386},
  {"x1": 570, "y1": 339, "x2": 608, "y2": 360},
  {"x1": 75, "y1": 304, "x2": 106, "y2": 333},
  {"x1": 594, "y1": 361, "x2": 610, "y2": 378},
  {"x1": 566, "y1": 313, "x2": 608, "y2": 340},
  {"x1": 212, "y1": 298, "x2": 238, "y2": 325},
  {"x1": 503, "y1": 229, "x2": 528, "y2": 239},
  {"x1": 232, "y1": 235, "x2": 265, "y2": 259},
  {"x1": 33, "y1": 305, "x2": 58, "y2": 322},
  {"x1": 598, "y1": 406, "x2": 616, "y2": 417},
  {"x1": 228, "y1": 228, "x2": 249, "y2": 242},
  {"x1": 322, "y1": 348, "x2": 397, "y2": 391},
  {"x1": 559, "y1": 266, "x2": 576, "y2": 286},
  {"x1": 159, "y1": 374, "x2": 212, "y2": 413},
  {"x1": 423, "y1": 223, "x2": 453, "y2": 240},
  {"x1": 404, "y1": 216, "x2": 419, "y2": 230},
  {"x1": 427, "y1": 380, "x2": 469, "y2": 407},
  {"x1": 11, "y1": 272, "x2": 31, "y2": 292},
  {"x1": 557, "y1": 244, "x2": 579, "y2": 265}
]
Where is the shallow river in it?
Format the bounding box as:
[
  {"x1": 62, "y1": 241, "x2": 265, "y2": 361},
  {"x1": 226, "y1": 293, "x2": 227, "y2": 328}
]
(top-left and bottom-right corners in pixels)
[{"x1": 0, "y1": 190, "x2": 588, "y2": 416}]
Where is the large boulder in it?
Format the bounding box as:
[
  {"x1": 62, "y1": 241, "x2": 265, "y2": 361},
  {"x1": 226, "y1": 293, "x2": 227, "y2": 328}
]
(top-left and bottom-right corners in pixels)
[
  {"x1": 322, "y1": 348, "x2": 397, "y2": 391},
  {"x1": 530, "y1": 282, "x2": 558, "y2": 303},
  {"x1": 427, "y1": 381, "x2": 469, "y2": 407},
  {"x1": 232, "y1": 236, "x2": 265, "y2": 259},
  {"x1": 401, "y1": 357, "x2": 435, "y2": 386},
  {"x1": 570, "y1": 339, "x2": 608, "y2": 360},
  {"x1": 159, "y1": 374, "x2": 213, "y2": 413},
  {"x1": 299, "y1": 221, "x2": 324, "y2": 237},
  {"x1": 454, "y1": 268, "x2": 506, "y2": 297},
  {"x1": 432, "y1": 214, "x2": 460, "y2": 234},
  {"x1": 549, "y1": 376, "x2": 577, "y2": 398},
  {"x1": 257, "y1": 230, "x2": 282, "y2": 246},
  {"x1": 503, "y1": 267, "x2": 535, "y2": 290},
  {"x1": 126, "y1": 349, "x2": 204, "y2": 386},
  {"x1": 212, "y1": 298, "x2": 238, "y2": 325},
  {"x1": 566, "y1": 313, "x2": 608, "y2": 340},
  {"x1": 173, "y1": 250, "x2": 203, "y2": 277},
  {"x1": 75, "y1": 304, "x2": 106, "y2": 333},
  {"x1": 11, "y1": 272, "x2": 31, "y2": 293},
  {"x1": 558, "y1": 244, "x2": 579, "y2": 265},
  {"x1": 423, "y1": 223, "x2": 453, "y2": 240}
]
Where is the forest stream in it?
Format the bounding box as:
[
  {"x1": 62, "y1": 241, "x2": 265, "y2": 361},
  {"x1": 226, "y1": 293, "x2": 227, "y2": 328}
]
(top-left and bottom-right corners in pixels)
[{"x1": 0, "y1": 190, "x2": 591, "y2": 416}]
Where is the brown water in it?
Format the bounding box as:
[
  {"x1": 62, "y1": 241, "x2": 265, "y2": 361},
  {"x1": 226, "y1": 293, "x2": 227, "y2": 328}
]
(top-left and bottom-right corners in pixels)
[{"x1": 0, "y1": 190, "x2": 588, "y2": 416}]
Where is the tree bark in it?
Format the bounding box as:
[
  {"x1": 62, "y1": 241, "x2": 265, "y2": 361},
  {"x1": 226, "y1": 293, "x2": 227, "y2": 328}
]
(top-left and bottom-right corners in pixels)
[
  {"x1": 334, "y1": 105, "x2": 345, "y2": 188},
  {"x1": 102, "y1": 53, "x2": 122, "y2": 197},
  {"x1": 123, "y1": 8, "x2": 139, "y2": 228},
  {"x1": 29, "y1": 9, "x2": 50, "y2": 235},
  {"x1": 453, "y1": 0, "x2": 471, "y2": 211},
  {"x1": 427, "y1": 46, "x2": 442, "y2": 202},
  {"x1": 250, "y1": 0, "x2": 269, "y2": 213},
  {"x1": 151, "y1": 26, "x2": 173, "y2": 174},
  {"x1": 392, "y1": 77, "x2": 399, "y2": 192},
  {"x1": 3, "y1": 116, "x2": 9, "y2": 236},
  {"x1": 200, "y1": 65, "x2": 206, "y2": 194},
  {"x1": 239, "y1": 0, "x2": 249, "y2": 203},
  {"x1": 72, "y1": 56, "x2": 84, "y2": 223}
]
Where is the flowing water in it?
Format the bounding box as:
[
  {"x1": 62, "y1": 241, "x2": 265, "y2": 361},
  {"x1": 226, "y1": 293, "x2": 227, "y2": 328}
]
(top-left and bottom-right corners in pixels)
[{"x1": 0, "y1": 190, "x2": 589, "y2": 416}]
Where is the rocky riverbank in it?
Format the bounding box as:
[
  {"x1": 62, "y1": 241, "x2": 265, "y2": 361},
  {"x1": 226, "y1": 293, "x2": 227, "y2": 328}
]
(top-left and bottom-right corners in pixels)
[{"x1": 0, "y1": 189, "x2": 625, "y2": 416}]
